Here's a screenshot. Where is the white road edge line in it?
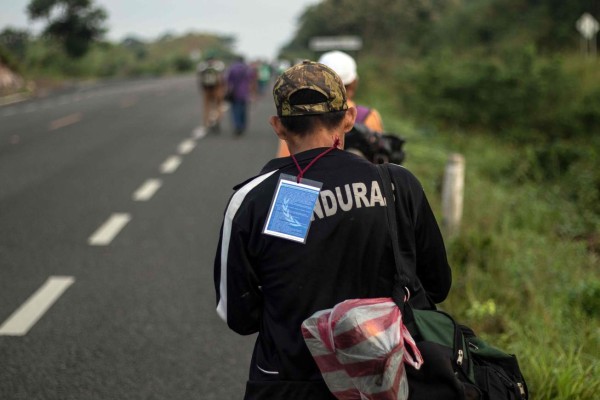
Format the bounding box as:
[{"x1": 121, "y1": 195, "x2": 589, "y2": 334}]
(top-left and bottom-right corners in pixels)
[
  {"x1": 178, "y1": 139, "x2": 196, "y2": 154},
  {"x1": 133, "y1": 179, "x2": 162, "y2": 201},
  {"x1": 160, "y1": 155, "x2": 182, "y2": 174},
  {"x1": 88, "y1": 213, "x2": 131, "y2": 246},
  {"x1": 0, "y1": 276, "x2": 75, "y2": 336}
]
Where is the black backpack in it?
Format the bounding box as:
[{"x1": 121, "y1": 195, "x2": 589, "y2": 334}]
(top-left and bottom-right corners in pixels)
[
  {"x1": 345, "y1": 123, "x2": 406, "y2": 165},
  {"x1": 199, "y1": 65, "x2": 220, "y2": 88}
]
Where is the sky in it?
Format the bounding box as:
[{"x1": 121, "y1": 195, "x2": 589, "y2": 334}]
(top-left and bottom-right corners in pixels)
[{"x1": 1, "y1": 0, "x2": 322, "y2": 60}]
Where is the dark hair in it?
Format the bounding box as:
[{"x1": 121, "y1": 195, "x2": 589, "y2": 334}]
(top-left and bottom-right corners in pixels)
[
  {"x1": 279, "y1": 88, "x2": 346, "y2": 135},
  {"x1": 280, "y1": 112, "x2": 346, "y2": 136}
]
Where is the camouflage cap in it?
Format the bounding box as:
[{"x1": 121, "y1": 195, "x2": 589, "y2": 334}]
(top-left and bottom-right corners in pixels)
[{"x1": 273, "y1": 60, "x2": 348, "y2": 117}]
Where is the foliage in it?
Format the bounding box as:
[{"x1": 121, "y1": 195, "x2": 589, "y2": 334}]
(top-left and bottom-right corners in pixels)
[
  {"x1": 27, "y1": 0, "x2": 107, "y2": 58},
  {"x1": 397, "y1": 47, "x2": 600, "y2": 140},
  {"x1": 282, "y1": 0, "x2": 455, "y2": 57},
  {"x1": 424, "y1": 0, "x2": 599, "y2": 53},
  {"x1": 280, "y1": 0, "x2": 600, "y2": 145},
  {"x1": 396, "y1": 122, "x2": 600, "y2": 400},
  {"x1": 569, "y1": 280, "x2": 600, "y2": 319},
  {"x1": 282, "y1": 0, "x2": 600, "y2": 58},
  {"x1": 0, "y1": 27, "x2": 30, "y2": 61},
  {"x1": 0, "y1": 32, "x2": 236, "y2": 82},
  {"x1": 0, "y1": 45, "x2": 21, "y2": 74}
]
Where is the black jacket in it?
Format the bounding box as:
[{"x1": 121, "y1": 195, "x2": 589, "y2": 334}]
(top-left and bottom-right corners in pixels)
[{"x1": 214, "y1": 148, "x2": 452, "y2": 400}]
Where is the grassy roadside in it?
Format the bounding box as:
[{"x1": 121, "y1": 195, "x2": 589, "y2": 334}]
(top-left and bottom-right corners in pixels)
[
  {"x1": 416, "y1": 131, "x2": 598, "y2": 399},
  {"x1": 358, "y1": 58, "x2": 600, "y2": 399}
]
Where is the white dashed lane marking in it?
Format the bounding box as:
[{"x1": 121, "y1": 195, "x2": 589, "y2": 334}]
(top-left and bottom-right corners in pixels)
[
  {"x1": 133, "y1": 179, "x2": 162, "y2": 201},
  {"x1": 88, "y1": 213, "x2": 131, "y2": 246},
  {"x1": 192, "y1": 126, "x2": 206, "y2": 139},
  {"x1": 160, "y1": 156, "x2": 182, "y2": 174},
  {"x1": 0, "y1": 276, "x2": 75, "y2": 336},
  {"x1": 178, "y1": 139, "x2": 196, "y2": 154}
]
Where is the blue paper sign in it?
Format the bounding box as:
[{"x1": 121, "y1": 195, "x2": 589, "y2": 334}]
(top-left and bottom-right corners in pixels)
[{"x1": 263, "y1": 174, "x2": 322, "y2": 243}]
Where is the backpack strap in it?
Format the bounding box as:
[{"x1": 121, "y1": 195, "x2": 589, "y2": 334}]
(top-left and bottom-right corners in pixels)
[{"x1": 376, "y1": 164, "x2": 411, "y2": 307}]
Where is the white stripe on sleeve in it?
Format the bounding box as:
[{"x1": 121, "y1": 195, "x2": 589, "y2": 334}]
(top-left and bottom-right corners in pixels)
[{"x1": 216, "y1": 170, "x2": 278, "y2": 322}]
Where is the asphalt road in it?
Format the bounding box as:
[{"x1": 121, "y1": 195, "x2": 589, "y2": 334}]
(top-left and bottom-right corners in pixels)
[{"x1": 0, "y1": 75, "x2": 278, "y2": 399}]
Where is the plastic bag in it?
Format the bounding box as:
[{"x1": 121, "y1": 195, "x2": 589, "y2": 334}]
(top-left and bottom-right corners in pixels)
[{"x1": 302, "y1": 298, "x2": 423, "y2": 400}]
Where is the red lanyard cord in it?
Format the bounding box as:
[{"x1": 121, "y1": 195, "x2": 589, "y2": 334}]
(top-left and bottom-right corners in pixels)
[{"x1": 290, "y1": 137, "x2": 340, "y2": 183}]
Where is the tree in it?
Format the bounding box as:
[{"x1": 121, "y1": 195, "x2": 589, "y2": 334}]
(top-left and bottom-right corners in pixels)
[
  {"x1": 0, "y1": 28, "x2": 31, "y2": 60},
  {"x1": 122, "y1": 36, "x2": 148, "y2": 60},
  {"x1": 280, "y1": 0, "x2": 457, "y2": 57},
  {"x1": 27, "y1": 0, "x2": 107, "y2": 58}
]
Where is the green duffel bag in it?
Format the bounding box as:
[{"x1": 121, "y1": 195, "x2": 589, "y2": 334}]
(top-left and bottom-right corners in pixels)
[
  {"x1": 403, "y1": 305, "x2": 528, "y2": 400},
  {"x1": 404, "y1": 308, "x2": 481, "y2": 400},
  {"x1": 461, "y1": 325, "x2": 529, "y2": 400}
]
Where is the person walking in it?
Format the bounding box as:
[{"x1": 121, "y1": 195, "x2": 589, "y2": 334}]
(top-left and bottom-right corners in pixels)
[
  {"x1": 276, "y1": 51, "x2": 384, "y2": 157},
  {"x1": 214, "y1": 60, "x2": 452, "y2": 400},
  {"x1": 256, "y1": 61, "x2": 272, "y2": 95},
  {"x1": 196, "y1": 54, "x2": 226, "y2": 133},
  {"x1": 320, "y1": 50, "x2": 384, "y2": 131},
  {"x1": 226, "y1": 56, "x2": 254, "y2": 136}
]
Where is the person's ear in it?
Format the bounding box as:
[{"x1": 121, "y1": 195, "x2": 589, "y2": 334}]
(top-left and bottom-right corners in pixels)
[
  {"x1": 269, "y1": 116, "x2": 287, "y2": 140},
  {"x1": 342, "y1": 106, "x2": 357, "y2": 133}
]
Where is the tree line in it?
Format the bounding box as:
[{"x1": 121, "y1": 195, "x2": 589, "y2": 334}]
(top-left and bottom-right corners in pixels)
[
  {"x1": 0, "y1": 0, "x2": 235, "y2": 81},
  {"x1": 279, "y1": 0, "x2": 599, "y2": 142},
  {"x1": 282, "y1": 0, "x2": 599, "y2": 56}
]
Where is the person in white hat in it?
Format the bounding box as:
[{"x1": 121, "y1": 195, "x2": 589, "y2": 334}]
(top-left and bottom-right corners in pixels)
[{"x1": 277, "y1": 51, "x2": 384, "y2": 157}]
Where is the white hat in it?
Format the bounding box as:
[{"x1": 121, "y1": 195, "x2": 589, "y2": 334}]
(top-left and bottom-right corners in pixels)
[{"x1": 318, "y1": 51, "x2": 357, "y2": 85}]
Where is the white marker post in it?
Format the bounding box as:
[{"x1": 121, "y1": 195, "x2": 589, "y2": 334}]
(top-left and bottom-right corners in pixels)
[
  {"x1": 442, "y1": 153, "x2": 465, "y2": 238},
  {"x1": 576, "y1": 12, "x2": 599, "y2": 57}
]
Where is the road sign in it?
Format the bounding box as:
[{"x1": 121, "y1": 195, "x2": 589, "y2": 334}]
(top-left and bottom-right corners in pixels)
[
  {"x1": 576, "y1": 13, "x2": 599, "y2": 40},
  {"x1": 309, "y1": 36, "x2": 363, "y2": 52}
]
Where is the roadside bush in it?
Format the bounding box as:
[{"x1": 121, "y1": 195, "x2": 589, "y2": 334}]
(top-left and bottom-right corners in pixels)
[
  {"x1": 0, "y1": 44, "x2": 22, "y2": 73},
  {"x1": 173, "y1": 55, "x2": 194, "y2": 72},
  {"x1": 485, "y1": 138, "x2": 600, "y2": 240},
  {"x1": 578, "y1": 88, "x2": 600, "y2": 132},
  {"x1": 400, "y1": 47, "x2": 599, "y2": 141},
  {"x1": 568, "y1": 280, "x2": 600, "y2": 319}
]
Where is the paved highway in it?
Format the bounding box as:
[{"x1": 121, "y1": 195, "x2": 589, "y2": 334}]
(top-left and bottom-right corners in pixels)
[{"x1": 0, "y1": 75, "x2": 277, "y2": 399}]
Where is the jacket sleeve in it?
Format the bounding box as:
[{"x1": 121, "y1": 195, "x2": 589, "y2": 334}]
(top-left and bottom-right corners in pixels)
[
  {"x1": 214, "y1": 208, "x2": 262, "y2": 335},
  {"x1": 414, "y1": 190, "x2": 452, "y2": 304},
  {"x1": 389, "y1": 165, "x2": 452, "y2": 305}
]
